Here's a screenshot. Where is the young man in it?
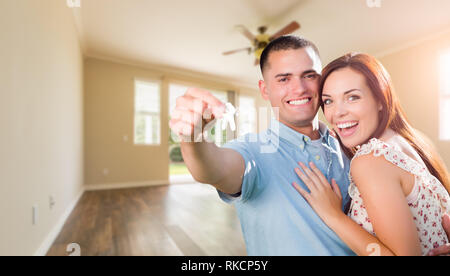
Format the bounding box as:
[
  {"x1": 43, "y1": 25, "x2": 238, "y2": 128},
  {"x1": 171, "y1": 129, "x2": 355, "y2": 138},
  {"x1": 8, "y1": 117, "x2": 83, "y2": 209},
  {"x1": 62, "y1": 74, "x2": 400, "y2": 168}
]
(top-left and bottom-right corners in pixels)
[{"x1": 169, "y1": 35, "x2": 450, "y2": 256}]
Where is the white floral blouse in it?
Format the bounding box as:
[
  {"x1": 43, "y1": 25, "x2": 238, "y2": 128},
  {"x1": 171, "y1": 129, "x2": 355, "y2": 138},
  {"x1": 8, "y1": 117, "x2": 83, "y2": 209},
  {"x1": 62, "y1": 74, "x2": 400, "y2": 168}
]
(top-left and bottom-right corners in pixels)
[{"x1": 348, "y1": 138, "x2": 450, "y2": 255}]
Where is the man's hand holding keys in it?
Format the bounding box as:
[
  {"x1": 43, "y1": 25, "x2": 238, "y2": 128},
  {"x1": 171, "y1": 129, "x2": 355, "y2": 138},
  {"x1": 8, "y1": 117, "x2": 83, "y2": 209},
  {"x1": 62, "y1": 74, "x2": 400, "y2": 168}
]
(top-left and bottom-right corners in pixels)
[{"x1": 169, "y1": 88, "x2": 226, "y2": 143}]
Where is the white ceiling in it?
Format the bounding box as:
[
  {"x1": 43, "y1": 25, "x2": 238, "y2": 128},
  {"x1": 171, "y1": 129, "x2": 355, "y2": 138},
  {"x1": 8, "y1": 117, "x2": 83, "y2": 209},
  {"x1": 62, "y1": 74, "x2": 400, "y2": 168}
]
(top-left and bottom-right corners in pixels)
[{"x1": 74, "y1": 0, "x2": 450, "y2": 87}]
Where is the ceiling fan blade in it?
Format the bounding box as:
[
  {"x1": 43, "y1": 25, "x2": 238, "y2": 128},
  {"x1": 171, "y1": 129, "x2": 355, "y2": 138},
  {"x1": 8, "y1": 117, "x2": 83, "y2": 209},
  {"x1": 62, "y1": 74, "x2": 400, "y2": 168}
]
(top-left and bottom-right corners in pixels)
[
  {"x1": 236, "y1": 25, "x2": 256, "y2": 42},
  {"x1": 269, "y1": 21, "x2": 301, "y2": 40},
  {"x1": 222, "y1": 47, "x2": 252, "y2": 55}
]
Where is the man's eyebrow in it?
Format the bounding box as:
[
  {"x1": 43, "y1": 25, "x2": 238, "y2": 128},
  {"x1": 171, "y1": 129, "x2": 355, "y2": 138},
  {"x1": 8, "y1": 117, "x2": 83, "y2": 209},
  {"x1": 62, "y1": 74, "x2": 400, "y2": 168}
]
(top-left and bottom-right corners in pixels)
[
  {"x1": 301, "y1": 70, "x2": 318, "y2": 76},
  {"x1": 275, "y1": 73, "x2": 292, "y2": 78},
  {"x1": 322, "y1": 89, "x2": 361, "y2": 97},
  {"x1": 275, "y1": 70, "x2": 318, "y2": 78}
]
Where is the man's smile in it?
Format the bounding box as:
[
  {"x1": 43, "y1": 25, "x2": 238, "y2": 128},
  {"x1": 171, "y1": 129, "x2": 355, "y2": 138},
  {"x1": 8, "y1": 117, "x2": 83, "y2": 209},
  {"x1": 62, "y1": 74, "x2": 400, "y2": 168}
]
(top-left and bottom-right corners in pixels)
[{"x1": 286, "y1": 97, "x2": 312, "y2": 107}]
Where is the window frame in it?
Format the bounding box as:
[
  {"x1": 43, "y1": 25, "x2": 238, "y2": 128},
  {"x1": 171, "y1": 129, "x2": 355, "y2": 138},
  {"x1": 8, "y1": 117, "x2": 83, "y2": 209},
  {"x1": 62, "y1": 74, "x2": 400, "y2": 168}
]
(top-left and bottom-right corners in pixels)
[
  {"x1": 133, "y1": 78, "x2": 162, "y2": 146},
  {"x1": 439, "y1": 50, "x2": 450, "y2": 141},
  {"x1": 439, "y1": 95, "x2": 450, "y2": 141}
]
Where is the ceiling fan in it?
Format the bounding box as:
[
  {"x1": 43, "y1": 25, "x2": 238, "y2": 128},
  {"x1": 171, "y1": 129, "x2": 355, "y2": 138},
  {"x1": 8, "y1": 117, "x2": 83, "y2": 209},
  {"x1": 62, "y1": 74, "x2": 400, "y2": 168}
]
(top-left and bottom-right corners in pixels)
[{"x1": 223, "y1": 21, "x2": 301, "y2": 66}]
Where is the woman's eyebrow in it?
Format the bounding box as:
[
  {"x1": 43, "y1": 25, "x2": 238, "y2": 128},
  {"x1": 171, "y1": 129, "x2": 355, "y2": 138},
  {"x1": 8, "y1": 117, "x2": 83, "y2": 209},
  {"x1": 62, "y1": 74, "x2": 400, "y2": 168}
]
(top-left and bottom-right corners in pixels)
[
  {"x1": 322, "y1": 89, "x2": 361, "y2": 97},
  {"x1": 343, "y1": 89, "x2": 361, "y2": 95}
]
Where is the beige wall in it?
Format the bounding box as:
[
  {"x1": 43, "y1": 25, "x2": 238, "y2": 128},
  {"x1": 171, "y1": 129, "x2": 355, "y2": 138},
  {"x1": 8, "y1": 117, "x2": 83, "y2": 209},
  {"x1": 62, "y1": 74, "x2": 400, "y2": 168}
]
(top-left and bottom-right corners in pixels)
[
  {"x1": 84, "y1": 58, "x2": 169, "y2": 186},
  {"x1": 0, "y1": 0, "x2": 84, "y2": 255},
  {"x1": 84, "y1": 58, "x2": 261, "y2": 188},
  {"x1": 378, "y1": 32, "x2": 450, "y2": 168}
]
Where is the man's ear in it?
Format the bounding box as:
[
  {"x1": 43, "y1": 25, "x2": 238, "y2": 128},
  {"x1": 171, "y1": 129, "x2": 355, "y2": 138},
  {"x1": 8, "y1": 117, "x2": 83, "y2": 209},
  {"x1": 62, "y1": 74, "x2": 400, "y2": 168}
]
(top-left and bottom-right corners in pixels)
[{"x1": 259, "y1": 80, "x2": 269, "y2": 100}]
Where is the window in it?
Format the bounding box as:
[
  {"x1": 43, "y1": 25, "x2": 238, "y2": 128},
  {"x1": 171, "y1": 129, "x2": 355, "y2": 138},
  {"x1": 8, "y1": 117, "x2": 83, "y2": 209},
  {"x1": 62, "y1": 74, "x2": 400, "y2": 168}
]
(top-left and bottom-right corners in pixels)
[
  {"x1": 134, "y1": 80, "x2": 161, "y2": 145},
  {"x1": 238, "y1": 95, "x2": 256, "y2": 136},
  {"x1": 440, "y1": 51, "x2": 450, "y2": 140}
]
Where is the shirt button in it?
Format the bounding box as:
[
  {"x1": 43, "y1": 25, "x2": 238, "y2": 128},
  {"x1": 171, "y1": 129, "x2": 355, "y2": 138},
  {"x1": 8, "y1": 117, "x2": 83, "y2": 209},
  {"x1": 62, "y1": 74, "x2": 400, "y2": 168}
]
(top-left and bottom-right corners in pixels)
[
  {"x1": 300, "y1": 145, "x2": 304, "y2": 150},
  {"x1": 315, "y1": 155, "x2": 320, "y2": 161}
]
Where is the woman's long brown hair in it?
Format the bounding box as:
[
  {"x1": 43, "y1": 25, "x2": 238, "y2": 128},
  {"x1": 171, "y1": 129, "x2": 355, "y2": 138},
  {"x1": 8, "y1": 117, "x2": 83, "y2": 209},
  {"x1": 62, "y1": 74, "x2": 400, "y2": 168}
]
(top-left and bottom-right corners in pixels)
[{"x1": 319, "y1": 53, "x2": 450, "y2": 194}]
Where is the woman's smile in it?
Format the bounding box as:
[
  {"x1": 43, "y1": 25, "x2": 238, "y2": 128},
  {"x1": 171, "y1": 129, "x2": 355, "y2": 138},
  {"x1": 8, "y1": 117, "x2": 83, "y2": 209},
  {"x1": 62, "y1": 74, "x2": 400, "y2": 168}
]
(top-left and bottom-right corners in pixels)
[{"x1": 336, "y1": 120, "x2": 359, "y2": 138}]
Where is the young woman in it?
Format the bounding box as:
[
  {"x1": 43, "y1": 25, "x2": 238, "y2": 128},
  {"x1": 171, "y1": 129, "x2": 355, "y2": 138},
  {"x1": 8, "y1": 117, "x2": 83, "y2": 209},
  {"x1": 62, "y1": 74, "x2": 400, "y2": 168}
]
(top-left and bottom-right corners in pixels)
[{"x1": 292, "y1": 53, "x2": 450, "y2": 256}]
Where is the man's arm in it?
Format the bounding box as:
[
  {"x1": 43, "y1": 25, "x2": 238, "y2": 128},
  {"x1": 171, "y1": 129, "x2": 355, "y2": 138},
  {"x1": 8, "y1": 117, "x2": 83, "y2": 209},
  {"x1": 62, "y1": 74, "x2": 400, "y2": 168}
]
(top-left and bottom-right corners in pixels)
[
  {"x1": 169, "y1": 88, "x2": 245, "y2": 195},
  {"x1": 181, "y1": 142, "x2": 245, "y2": 195}
]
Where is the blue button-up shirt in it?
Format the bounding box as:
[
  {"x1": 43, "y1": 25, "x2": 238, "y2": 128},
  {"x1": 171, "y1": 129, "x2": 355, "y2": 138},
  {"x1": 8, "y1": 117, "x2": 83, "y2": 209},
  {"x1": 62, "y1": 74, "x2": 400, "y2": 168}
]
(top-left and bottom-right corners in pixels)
[{"x1": 218, "y1": 119, "x2": 355, "y2": 256}]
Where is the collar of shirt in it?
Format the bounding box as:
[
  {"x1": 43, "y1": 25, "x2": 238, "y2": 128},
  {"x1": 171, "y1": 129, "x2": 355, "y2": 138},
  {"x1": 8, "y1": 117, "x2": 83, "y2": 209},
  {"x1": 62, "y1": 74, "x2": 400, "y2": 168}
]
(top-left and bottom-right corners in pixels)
[{"x1": 268, "y1": 118, "x2": 333, "y2": 151}]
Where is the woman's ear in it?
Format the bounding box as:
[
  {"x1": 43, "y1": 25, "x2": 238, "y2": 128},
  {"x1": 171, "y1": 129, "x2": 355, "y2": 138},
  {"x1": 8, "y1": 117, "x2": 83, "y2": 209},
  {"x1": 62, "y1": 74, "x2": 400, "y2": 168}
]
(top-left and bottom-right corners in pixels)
[{"x1": 378, "y1": 102, "x2": 383, "y2": 112}]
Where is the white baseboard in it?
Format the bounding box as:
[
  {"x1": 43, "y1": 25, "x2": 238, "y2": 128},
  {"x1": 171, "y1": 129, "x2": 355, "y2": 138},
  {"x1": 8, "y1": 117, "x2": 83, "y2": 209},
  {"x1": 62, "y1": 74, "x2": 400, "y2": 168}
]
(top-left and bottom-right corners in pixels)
[
  {"x1": 84, "y1": 180, "x2": 169, "y2": 191},
  {"x1": 34, "y1": 186, "x2": 85, "y2": 256},
  {"x1": 33, "y1": 180, "x2": 171, "y2": 256}
]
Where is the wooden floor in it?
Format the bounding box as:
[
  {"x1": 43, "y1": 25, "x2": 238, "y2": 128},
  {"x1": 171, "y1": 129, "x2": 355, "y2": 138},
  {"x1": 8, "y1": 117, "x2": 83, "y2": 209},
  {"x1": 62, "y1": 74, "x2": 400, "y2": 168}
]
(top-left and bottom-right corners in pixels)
[{"x1": 46, "y1": 184, "x2": 246, "y2": 256}]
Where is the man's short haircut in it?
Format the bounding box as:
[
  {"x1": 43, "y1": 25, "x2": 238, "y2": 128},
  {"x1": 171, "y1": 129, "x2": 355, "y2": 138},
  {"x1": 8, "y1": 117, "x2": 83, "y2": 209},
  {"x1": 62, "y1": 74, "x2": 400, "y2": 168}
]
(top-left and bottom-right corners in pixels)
[{"x1": 259, "y1": 35, "x2": 321, "y2": 74}]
